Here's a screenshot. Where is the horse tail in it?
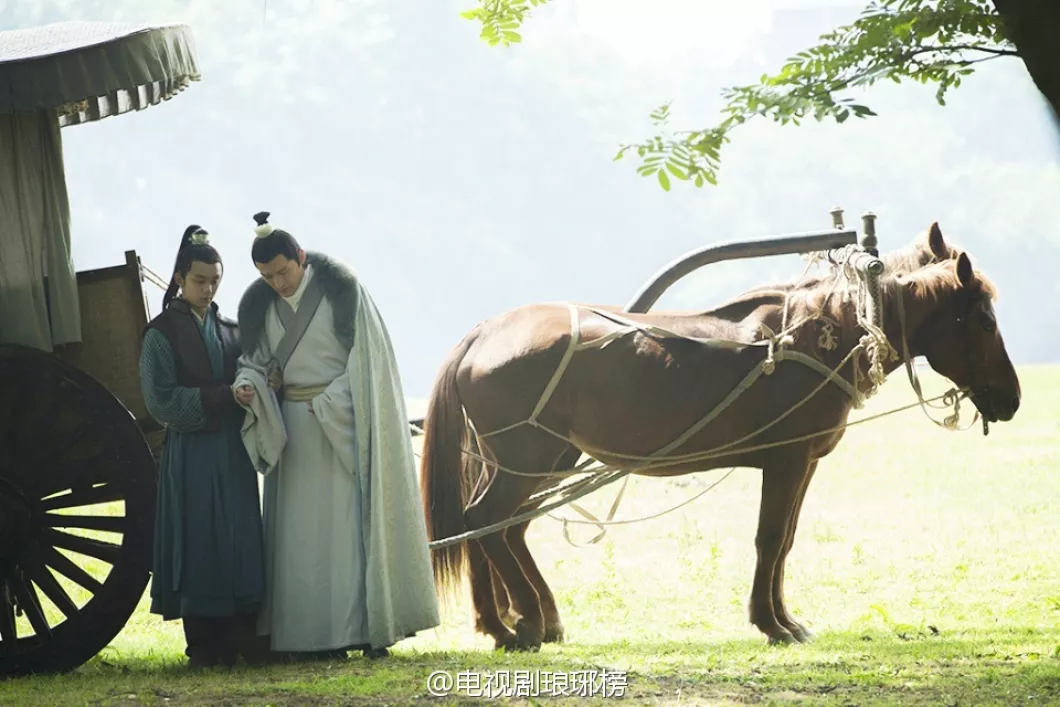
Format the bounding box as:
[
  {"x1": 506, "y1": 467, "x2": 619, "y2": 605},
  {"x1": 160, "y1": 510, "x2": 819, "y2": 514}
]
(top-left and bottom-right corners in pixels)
[{"x1": 420, "y1": 328, "x2": 477, "y2": 597}]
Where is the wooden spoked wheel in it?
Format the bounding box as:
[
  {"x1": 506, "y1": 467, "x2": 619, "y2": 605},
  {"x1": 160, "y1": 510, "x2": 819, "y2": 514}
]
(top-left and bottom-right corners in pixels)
[{"x1": 0, "y1": 344, "x2": 156, "y2": 677}]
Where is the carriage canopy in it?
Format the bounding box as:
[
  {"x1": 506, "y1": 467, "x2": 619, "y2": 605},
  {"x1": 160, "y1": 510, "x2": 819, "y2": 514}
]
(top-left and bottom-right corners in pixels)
[{"x1": 0, "y1": 21, "x2": 200, "y2": 351}]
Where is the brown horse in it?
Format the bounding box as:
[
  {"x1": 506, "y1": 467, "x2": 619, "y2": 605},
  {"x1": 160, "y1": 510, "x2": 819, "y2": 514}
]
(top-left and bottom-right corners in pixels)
[{"x1": 419, "y1": 225, "x2": 1020, "y2": 651}]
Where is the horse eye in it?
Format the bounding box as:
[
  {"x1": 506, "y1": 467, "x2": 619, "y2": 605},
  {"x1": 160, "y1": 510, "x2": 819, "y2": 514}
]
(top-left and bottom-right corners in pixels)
[{"x1": 979, "y1": 314, "x2": 996, "y2": 333}]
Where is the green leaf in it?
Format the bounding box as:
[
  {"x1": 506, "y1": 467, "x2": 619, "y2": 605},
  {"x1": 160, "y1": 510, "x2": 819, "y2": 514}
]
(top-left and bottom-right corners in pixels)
[
  {"x1": 665, "y1": 162, "x2": 688, "y2": 180},
  {"x1": 657, "y1": 169, "x2": 671, "y2": 191}
]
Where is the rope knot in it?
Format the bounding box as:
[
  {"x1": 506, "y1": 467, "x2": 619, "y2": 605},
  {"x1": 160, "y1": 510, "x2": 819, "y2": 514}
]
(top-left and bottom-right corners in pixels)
[
  {"x1": 941, "y1": 389, "x2": 964, "y2": 430},
  {"x1": 817, "y1": 319, "x2": 838, "y2": 351},
  {"x1": 759, "y1": 323, "x2": 784, "y2": 376}
]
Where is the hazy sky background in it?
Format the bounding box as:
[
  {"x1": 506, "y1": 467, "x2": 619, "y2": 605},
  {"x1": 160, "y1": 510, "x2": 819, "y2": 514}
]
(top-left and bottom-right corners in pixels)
[{"x1": 4, "y1": 0, "x2": 1058, "y2": 398}]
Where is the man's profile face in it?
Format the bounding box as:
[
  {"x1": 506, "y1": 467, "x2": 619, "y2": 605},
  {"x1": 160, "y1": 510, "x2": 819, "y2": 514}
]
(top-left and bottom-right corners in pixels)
[{"x1": 255, "y1": 252, "x2": 305, "y2": 298}]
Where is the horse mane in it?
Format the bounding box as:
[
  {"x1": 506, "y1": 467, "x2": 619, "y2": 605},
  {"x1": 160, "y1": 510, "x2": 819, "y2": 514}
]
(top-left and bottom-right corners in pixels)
[
  {"x1": 896, "y1": 255, "x2": 998, "y2": 303},
  {"x1": 732, "y1": 253, "x2": 999, "y2": 352},
  {"x1": 702, "y1": 240, "x2": 952, "y2": 322}
]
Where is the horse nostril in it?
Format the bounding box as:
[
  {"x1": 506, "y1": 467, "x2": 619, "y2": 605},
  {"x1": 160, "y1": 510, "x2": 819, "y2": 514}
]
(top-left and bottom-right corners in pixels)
[{"x1": 1011, "y1": 397, "x2": 1020, "y2": 414}]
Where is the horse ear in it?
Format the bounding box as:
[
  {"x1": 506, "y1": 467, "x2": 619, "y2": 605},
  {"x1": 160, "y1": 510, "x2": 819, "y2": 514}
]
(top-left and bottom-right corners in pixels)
[
  {"x1": 956, "y1": 251, "x2": 975, "y2": 289},
  {"x1": 927, "y1": 222, "x2": 949, "y2": 259}
]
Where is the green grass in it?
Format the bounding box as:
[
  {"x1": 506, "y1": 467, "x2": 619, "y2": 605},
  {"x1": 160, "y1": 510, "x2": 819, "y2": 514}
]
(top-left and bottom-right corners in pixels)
[{"x1": 4, "y1": 364, "x2": 1060, "y2": 706}]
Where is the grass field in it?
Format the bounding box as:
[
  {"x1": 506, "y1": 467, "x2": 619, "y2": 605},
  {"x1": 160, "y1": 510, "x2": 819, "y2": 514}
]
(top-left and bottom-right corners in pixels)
[{"x1": 4, "y1": 364, "x2": 1060, "y2": 706}]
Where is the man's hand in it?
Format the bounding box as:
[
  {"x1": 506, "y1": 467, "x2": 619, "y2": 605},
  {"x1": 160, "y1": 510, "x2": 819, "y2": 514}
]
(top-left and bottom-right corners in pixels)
[
  {"x1": 268, "y1": 369, "x2": 283, "y2": 392},
  {"x1": 307, "y1": 400, "x2": 315, "y2": 416},
  {"x1": 234, "y1": 385, "x2": 255, "y2": 406}
]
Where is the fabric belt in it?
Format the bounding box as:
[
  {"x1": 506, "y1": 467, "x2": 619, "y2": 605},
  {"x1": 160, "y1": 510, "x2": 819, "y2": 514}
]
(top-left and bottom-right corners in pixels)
[{"x1": 282, "y1": 384, "x2": 328, "y2": 402}]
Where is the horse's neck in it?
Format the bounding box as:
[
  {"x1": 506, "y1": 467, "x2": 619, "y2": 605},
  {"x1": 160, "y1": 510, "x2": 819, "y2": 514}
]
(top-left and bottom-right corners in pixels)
[{"x1": 692, "y1": 281, "x2": 934, "y2": 375}]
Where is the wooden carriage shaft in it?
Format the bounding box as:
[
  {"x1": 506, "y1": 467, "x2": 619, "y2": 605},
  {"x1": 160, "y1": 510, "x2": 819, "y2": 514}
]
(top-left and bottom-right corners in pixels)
[{"x1": 626, "y1": 229, "x2": 856, "y2": 313}]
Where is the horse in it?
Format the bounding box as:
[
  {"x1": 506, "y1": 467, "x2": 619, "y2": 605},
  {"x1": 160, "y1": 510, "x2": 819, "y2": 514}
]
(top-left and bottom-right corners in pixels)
[{"x1": 418, "y1": 224, "x2": 1020, "y2": 652}]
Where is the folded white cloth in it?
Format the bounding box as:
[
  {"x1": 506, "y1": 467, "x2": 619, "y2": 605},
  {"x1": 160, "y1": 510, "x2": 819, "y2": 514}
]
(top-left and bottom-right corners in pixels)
[{"x1": 233, "y1": 365, "x2": 287, "y2": 475}]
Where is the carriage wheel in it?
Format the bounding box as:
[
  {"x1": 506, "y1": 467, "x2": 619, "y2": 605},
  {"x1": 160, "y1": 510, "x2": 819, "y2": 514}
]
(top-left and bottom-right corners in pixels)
[{"x1": 0, "y1": 343, "x2": 156, "y2": 677}]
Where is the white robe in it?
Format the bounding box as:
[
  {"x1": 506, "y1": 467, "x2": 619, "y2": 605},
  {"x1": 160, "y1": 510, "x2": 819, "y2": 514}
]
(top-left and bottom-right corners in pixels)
[{"x1": 237, "y1": 264, "x2": 438, "y2": 652}]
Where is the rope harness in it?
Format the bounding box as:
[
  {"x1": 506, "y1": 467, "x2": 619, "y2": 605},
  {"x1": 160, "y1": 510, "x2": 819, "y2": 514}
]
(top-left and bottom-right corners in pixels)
[{"x1": 426, "y1": 248, "x2": 976, "y2": 550}]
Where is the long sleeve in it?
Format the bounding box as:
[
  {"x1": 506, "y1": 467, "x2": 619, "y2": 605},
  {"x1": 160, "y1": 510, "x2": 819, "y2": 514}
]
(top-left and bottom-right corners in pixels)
[
  {"x1": 236, "y1": 335, "x2": 275, "y2": 378},
  {"x1": 139, "y1": 327, "x2": 209, "y2": 433},
  {"x1": 312, "y1": 360, "x2": 357, "y2": 476}
]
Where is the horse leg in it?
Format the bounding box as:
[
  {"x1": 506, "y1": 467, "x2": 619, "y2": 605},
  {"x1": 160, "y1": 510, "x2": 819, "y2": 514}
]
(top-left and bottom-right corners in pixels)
[
  {"x1": 505, "y1": 445, "x2": 579, "y2": 643},
  {"x1": 506, "y1": 520, "x2": 565, "y2": 643},
  {"x1": 464, "y1": 433, "x2": 561, "y2": 652},
  {"x1": 772, "y1": 460, "x2": 819, "y2": 643},
  {"x1": 490, "y1": 564, "x2": 518, "y2": 630},
  {"x1": 459, "y1": 447, "x2": 511, "y2": 639},
  {"x1": 749, "y1": 451, "x2": 814, "y2": 645},
  {"x1": 468, "y1": 539, "x2": 510, "y2": 639}
]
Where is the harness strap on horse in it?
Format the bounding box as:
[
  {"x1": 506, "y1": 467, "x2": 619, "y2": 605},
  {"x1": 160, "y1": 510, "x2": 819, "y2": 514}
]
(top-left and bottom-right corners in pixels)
[
  {"x1": 457, "y1": 263, "x2": 979, "y2": 548},
  {"x1": 529, "y1": 304, "x2": 581, "y2": 426}
]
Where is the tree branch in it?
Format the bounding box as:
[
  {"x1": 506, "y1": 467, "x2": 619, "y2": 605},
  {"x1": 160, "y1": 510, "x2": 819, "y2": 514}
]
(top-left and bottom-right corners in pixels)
[
  {"x1": 907, "y1": 44, "x2": 1018, "y2": 58},
  {"x1": 459, "y1": 0, "x2": 1031, "y2": 191}
]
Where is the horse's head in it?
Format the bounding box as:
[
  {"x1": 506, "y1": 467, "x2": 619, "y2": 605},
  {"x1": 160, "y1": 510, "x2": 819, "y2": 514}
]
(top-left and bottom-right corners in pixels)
[{"x1": 905, "y1": 252, "x2": 1021, "y2": 423}]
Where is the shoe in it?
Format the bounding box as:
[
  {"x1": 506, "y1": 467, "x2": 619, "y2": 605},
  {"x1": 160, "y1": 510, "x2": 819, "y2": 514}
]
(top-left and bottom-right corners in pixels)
[{"x1": 363, "y1": 647, "x2": 389, "y2": 660}]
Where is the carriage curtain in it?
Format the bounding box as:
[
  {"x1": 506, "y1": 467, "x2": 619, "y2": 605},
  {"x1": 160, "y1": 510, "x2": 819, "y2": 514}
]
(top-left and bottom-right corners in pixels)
[{"x1": 0, "y1": 109, "x2": 80, "y2": 351}]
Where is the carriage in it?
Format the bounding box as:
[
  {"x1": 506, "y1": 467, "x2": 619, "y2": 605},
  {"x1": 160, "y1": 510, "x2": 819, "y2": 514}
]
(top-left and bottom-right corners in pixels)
[
  {"x1": 0, "y1": 18, "x2": 904, "y2": 681},
  {"x1": 0, "y1": 20, "x2": 198, "y2": 676}
]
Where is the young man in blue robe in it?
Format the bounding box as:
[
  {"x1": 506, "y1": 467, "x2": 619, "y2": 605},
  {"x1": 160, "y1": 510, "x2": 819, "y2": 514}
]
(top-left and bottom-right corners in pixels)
[{"x1": 139, "y1": 226, "x2": 273, "y2": 667}]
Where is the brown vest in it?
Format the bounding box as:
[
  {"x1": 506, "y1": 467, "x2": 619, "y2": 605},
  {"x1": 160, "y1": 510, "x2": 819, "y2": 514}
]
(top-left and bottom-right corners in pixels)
[{"x1": 143, "y1": 299, "x2": 242, "y2": 433}]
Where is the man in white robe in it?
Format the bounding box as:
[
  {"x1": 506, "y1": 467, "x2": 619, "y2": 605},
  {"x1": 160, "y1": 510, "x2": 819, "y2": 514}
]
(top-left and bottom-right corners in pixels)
[{"x1": 232, "y1": 211, "x2": 439, "y2": 660}]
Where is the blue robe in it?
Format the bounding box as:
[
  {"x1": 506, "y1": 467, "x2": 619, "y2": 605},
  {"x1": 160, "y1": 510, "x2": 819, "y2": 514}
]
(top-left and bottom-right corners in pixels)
[{"x1": 139, "y1": 307, "x2": 266, "y2": 619}]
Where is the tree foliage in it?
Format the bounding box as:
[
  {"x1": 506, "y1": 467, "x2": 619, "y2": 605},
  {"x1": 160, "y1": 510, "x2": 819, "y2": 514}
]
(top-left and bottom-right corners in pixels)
[
  {"x1": 461, "y1": 0, "x2": 1019, "y2": 190},
  {"x1": 459, "y1": 0, "x2": 553, "y2": 46}
]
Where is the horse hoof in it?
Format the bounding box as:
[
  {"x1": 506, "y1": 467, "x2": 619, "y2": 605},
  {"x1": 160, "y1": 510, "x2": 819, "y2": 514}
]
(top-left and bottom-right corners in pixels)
[
  {"x1": 497, "y1": 636, "x2": 540, "y2": 653},
  {"x1": 509, "y1": 642, "x2": 541, "y2": 653},
  {"x1": 511, "y1": 638, "x2": 542, "y2": 653},
  {"x1": 767, "y1": 631, "x2": 798, "y2": 646},
  {"x1": 493, "y1": 633, "x2": 518, "y2": 651},
  {"x1": 792, "y1": 626, "x2": 816, "y2": 643},
  {"x1": 543, "y1": 625, "x2": 565, "y2": 644},
  {"x1": 513, "y1": 621, "x2": 544, "y2": 652}
]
